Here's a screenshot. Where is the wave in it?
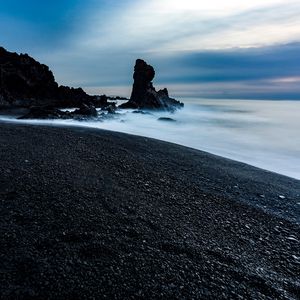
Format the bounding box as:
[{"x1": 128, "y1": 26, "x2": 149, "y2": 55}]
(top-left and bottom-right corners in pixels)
[{"x1": 1, "y1": 99, "x2": 300, "y2": 179}]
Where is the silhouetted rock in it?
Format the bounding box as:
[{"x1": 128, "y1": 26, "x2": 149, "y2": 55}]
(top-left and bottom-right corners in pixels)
[
  {"x1": 119, "y1": 59, "x2": 183, "y2": 111},
  {"x1": 130, "y1": 59, "x2": 155, "y2": 106},
  {"x1": 1, "y1": 48, "x2": 183, "y2": 113},
  {"x1": 18, "y1": 106, "x2": 70, "y2": 119},
  {"x1": 93, "y1": 95, "x2": 109, "y2": 108},
  {"x1": 57, "y1": 86, "x2": 92, "y2": 108},
  {"x1": 119, "y1": 101, "x2": 138, "y2": 109},
  {"x1": 158, "y1": 117, "x2": 176, "y2": 122},
  {"x1": 73, "y1": 103, "x2": 98, "y2": 117},
  {"x1": 132, "y1": 110, "x2": 152, "y2": 115},
  {"x1": 104, "y1": 103, "x2": 117, "y2": 114},
  {"x1": 107, "y1": 96, "x2": 129, "y2": 101},
  {"x1": 0, "y1": 47, "x2": 58, "y2": 108},
  {"x1": 0, "y1": 47, "x2": 101, "y2": 109},
  {"x1": 19, "y1": 103, "x2": 98, "y2": 120}
]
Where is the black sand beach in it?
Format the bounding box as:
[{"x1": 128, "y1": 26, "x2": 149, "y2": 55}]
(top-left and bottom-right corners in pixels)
[{"x1": 0, "y1": 122, "x2": 299, "y2": 299}]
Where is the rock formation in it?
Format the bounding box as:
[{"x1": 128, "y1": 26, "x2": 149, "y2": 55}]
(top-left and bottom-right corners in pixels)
[
  {"x1": 119, "y1": 59, "x2": 183, "y2": 111},
  {"x1": 0, "y1": 47, "x2": 107, "y2": 109},
  {"x1": 0, "y1": 48, "x2": 183, "y2": 113},
  {"x1": 19, "y1": 103, "x2": 99, "y2": 120}
]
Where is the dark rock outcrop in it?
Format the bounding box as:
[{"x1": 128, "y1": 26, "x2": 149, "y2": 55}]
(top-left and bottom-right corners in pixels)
[
  {"x1": 73, "y1": 103, "x2": 98, "y2": 117},
  {"x1": 18, "y1": 106, "x2": 70, "y2": 120},
  {"x1": 57, "y1": 86, "x2": 92, "y2": 108},
  {"x1": 119, "y1": 59, "x2": 183, "y2": 111},
  {"x1": 93, "y1": 95, "x2": 110, "y2": 108},
  {"x1": 1, "y1": 48, "x2": 183, "y2": 112},
  {"x1": 158, "y1": 117, "x2": 176, "y2": 122},
  {"x1": 19, "y1": 104, "x2": 98, "y2": 120},
  {"x1": 104, "y1": 103, "x2": 117, "y2": 114},
  {"x1": 0, "y1": 47, "x2": 58, "y2": 108},
  {"x1": 0, "y1": 47, "x2": 105, "y2": 109},
  {"x1": 107, "y1": 96, "x2": 129, "y2": 101}
]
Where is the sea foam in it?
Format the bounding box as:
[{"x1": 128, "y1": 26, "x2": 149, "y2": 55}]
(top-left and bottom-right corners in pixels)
[{"x1": 1, "y1": 99, "x2": 299, "y2": 179}]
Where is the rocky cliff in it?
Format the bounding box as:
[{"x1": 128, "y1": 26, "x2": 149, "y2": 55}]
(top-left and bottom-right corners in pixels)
[
  {"x1": 0, "y1": 48, "x2": 183, "y2": 111},
  {"x1": 0, "y1": 47, "x2": 105, "y2": 109}
]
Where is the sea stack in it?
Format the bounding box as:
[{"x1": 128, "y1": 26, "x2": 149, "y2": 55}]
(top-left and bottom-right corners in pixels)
[{"x1": 119, "y1": 59, "x2": 183, "y2": 111}]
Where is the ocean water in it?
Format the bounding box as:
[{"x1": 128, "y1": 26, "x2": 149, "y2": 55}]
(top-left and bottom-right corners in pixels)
[{"x1": 1, "y1": 99, "x2": 300, "y2": 179}]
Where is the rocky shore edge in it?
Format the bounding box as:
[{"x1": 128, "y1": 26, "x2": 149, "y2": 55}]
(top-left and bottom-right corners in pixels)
[{"x1": 0, "y1": 47, "x2": 183, "y2": 120}]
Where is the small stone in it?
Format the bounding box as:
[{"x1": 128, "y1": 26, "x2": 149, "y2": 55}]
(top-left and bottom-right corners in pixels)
[
  {"x1": 286, "y1": 236, "x2": 298, "y2": 242},
  {"x1": 158, "y1": 117, "x2": 176, "y2": 122}
]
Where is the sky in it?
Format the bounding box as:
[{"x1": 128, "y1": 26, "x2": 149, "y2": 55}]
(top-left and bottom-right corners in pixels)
[{"x1": 1, "y1": 0, "x2": 300, "y2": 99}]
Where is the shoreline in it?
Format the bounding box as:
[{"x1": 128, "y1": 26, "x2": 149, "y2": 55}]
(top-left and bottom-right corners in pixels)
[
  {"x1": 0, "y1": 114, "x2": 300, "y2": 181},
  {"x1": 0, "y1": 122, "x2": 299, "y2": 299},
  {"x1": 1, "y1": 120, "x2": 300, "y2": 221}
]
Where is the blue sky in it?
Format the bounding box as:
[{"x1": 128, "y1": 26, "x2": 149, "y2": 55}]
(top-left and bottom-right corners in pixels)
[{"x1": 1, "y1": 0, "x2": 300, "y2": 99}]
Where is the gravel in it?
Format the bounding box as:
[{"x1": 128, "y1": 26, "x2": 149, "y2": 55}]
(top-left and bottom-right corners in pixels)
[{"x1": 0, "y1": 122, "x2": 299, "y2": 299}]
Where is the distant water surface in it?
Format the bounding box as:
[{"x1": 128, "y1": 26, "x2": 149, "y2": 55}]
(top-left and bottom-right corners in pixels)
[{"x1": 1, "y1": 99, "x2": 300, "y2": 179}]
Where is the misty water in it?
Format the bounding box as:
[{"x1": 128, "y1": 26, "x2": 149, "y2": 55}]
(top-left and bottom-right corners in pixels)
[{"x1": 1, "y1": 99, "x2": 300, "y2": 179}]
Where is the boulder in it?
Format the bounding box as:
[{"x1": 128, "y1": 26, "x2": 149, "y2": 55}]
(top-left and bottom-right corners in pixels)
[
  {"x1": 73, "y1": 103, "x2": 98, "y2": 117},
  {"x1": 119, "y1": 59, "x2": 183, "y2": 111},
  {"x1": 105, "y1": 103, "x2": 117, "y2": 114},
  {"x1": 158, "y1": 117, "x2": 176, "y2": 122}
]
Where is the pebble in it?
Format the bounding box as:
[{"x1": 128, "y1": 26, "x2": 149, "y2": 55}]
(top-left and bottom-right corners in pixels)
[{"x1": 286, "y1": 236, "x2": 298, "y2": 242}]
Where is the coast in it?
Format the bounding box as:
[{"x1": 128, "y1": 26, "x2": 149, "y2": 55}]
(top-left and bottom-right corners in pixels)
[{"x1": 0, "y1": 122, "x2": 299, "y2": 299}]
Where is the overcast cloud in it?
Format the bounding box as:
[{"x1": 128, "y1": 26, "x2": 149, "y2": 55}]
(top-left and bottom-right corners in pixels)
[{"x1": 0, "y1": 0, "x2": 300, "y2": 99}]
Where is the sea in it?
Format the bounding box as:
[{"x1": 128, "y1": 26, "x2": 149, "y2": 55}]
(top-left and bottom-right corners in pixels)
[{"x1": 1, "y1": 99, "x2": 300, "y2": 180}]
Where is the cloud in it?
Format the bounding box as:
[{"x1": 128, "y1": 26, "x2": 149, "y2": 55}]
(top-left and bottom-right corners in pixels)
[
  {"x1": 155, "y1": 43, "x2": 300, "y2": 83},
  {"x1": 150, "y1": 43, "x2": 300, "y2": 99},
  {"x1": 77, "y1": 0, "x2": 300, "y2": 52},
  {"x1": 160, "y1": 80, "x2": 300, "y2": 100},
  {"x1": 42, "y1": 42, "x2": 300, "y2": 99},
  {"x1": 1, "y1": 0, "x2": 300, "y2": 99}
]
